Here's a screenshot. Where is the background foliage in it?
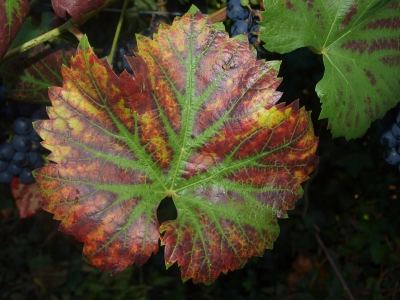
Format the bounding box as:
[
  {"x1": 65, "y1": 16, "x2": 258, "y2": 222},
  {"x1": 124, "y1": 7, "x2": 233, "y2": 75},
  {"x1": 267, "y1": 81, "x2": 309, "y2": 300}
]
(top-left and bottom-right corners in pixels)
[{"x1": 0, "y1": 0, "x2": 399, "y2": 299}]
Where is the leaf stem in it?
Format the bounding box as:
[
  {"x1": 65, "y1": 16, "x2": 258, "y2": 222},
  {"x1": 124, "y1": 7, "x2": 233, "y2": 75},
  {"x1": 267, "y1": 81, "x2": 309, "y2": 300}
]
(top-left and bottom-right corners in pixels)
[
  {"x1": 0, "y1": 0, "x2": 120, "y2": 64},
  {"x1": 308, "y1": 46, "x2": 323, "y2": 55},
  {"x1": 108, "y1": 0, "x2": 130, "y2": 65}
]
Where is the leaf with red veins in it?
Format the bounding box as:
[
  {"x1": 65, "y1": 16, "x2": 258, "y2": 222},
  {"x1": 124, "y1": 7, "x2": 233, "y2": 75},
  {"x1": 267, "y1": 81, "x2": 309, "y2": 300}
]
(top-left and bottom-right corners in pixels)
[
  {"x1": 0, "y1": 0, "x2": 29, "y2": 60},
  {"x1": 261, "y1": 0, "x2": 400, "y2": 139},
  {"x1": 0, "y1": 44, "x2": 75, "y2": 103},
  {"x1": 34, "y1": 6, "x2": 318, "y2": 284},
  {"x1": 11, "y1": 177, "x2": 44, "y2": 218},
  {"x1": 51, "y1": 0, "x2": 105, "y2": 20}
]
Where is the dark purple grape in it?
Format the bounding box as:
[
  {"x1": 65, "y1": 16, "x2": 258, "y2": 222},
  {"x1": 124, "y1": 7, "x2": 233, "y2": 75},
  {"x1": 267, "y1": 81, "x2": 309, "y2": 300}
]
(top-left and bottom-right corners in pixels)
[
  {"x1": 381, "y1": 130, "x2": 397, "y2": 147},
  {"x1": 11, "y1": 135, "x2": 31, "y2": 152},
  {"x1": 13, "y1": 117, "x2": 32, "y2": 135},
  {"x1": 31, "y1": 106, "x2": 48, "y2": 121},
  {"x1": 0, "y1": 143, "x2": 15, "y2": 161},
  {"x1": 30, "y1": 140, "x2": 41, "y2": 151},
  {"x1": 392, "y1": 123, "x2": 400, "y2": 139},
  {"x1": 19, "y1": 168, "x2": 35, "y2": 184},
  {"x1": 28, "y1": 151, "x2": 40, "y2": 165},
  {"x1": 227, "y1": 0, "x2": 250, "y2": 21},
  {"x1": 7, "y1": 161, "x2": 22, "y2": 175},
  {"x1": 384, "y1": 146, "x2": 400, "y2": 165},
  {"x1": 140, "y1": 29, "x2": 154, "y2": 39},
  {"x1": 29, "y1": 129, "x2": 42, "y2": 142},
  {"x1": 32, "y1": 155, "x2": 45, "y2": 169},
  {"x1": 13, "y1": 152, "x2": 30, "y2": 167},
  {"x1": 0, "y1": 160, "x2": 8, "y2": 172},
  {"x1": 0, "y1": 171, "x2": 13, "y2": 183},
  {"x1": 231, "y1": 19, "x2": 250, "y2": 37}
]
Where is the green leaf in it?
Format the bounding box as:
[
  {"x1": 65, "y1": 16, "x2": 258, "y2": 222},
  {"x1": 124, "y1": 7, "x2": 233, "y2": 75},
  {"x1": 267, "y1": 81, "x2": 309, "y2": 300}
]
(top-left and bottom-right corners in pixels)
[
  {"x1": 33, "y1": 7, "x2": 318, "y2": 284},
  {"x1": 0, "y1": 43, "x2": 76, "y2": 103},
  {"x1": 0, "y1": 0, "x2": 30, "y2": 60},
  {"x1": 260, "y1": 0, "x2": 400, "y2": 139}
]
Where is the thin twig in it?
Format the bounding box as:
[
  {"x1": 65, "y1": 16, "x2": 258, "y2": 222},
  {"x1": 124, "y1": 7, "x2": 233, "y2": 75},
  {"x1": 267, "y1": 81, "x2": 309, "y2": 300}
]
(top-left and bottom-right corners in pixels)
[
  {"x1": 108, "y1": 0, "x2": 130, "y2": 65},
  {"x1": 0, "y1": 0, "x2": 120, "y2": 64},
  {"x1": 314, "y1": 226, "x2": 355, "y2": 300}
]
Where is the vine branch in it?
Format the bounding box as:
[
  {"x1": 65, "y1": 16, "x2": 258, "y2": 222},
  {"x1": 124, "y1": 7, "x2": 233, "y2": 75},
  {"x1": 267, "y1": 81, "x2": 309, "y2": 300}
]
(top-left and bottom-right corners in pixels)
[{"x1": 0, "y1": 0, "x2": 120, "y2": 64}]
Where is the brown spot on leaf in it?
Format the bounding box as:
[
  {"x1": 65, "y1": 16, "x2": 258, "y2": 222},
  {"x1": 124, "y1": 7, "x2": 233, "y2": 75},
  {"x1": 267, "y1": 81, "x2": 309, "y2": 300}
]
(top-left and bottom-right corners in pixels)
[
  {"x1": 286, "y1": 0, "x2": 295, "y2": 10},
  {"x1": 389, "y1": 2, "x2": 399, "y2": 9},
  {"x1": 379, "y1": 55, "x2": 400, "y2": 66},
  {"x1": 341, "y1": 4, "x2": 358, "y2": 29},
  {"x1": 345, "y1": 65, "x2": 352, "y2": 72},
  {"x1": 363, "y1": 69, "x2": 377, "y2": 85},
  {"x1": 341, "y1": 40, "x2": 368, "y2": 54},
  {"x1": 362, "y1": 17, "x2": 400, "y2": 30},
  {"x1": 368, "y1": 38, "x2": 399, "y2": 54}
]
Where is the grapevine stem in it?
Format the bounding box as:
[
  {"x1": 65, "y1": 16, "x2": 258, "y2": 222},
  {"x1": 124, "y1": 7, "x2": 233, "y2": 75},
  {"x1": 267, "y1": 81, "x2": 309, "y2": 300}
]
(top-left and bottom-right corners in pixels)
[
  {"x1": 314, "y1": 225, "x2": 356, "y2": 300},
  {"x1": 108, "y1": 0, "x2": 130, "y2": 65},
  {"x1": 0, "y1": 0, "x2": 120, "y2": 64}
]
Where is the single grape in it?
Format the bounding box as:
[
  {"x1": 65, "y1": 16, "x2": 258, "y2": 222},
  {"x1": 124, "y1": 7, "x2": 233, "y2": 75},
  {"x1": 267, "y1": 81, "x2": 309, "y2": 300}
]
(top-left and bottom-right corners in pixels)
[
  {"x1": 0, "y1": 171, "x2": 13, "y2": 184},
  {"x1": 31, "y1": 105, "x2": 48, "y2": 121},
  {"x1": 384, "y1": 146, "x2": 400, "y2": 165},
  {"x1": 7, "y1": 161, "x2": 23, "y2": 175},
  {"x1": 13, "y1": 152, "x2": 30, "y2": 168},
  {"x1": 28, "y1": 151, "x2": 40, "y2": 165},
  {"x1": 0, "y1": 160, "x2": 8, "y2": 172},
  {"x1": 381, "y1": 130, "x2": 397, "y2": 147},
  {"x1": 13, "y1": 117, "x2": 33, "y2": 135},
  {"x1": 32, "y1": 155, "x2": 45, "y2": 169},
  {"x1": 231, "y1": 19, "x2": 250, "y2": 37},
  {"x1": 30, "y1": 140, "x2": 41, "y2": 152},
  {"x1": 140, "y1": 29, "x2": 154, "y2": 39},
  {"x1": 392, "y1": 123, "x2": 400, "y2": 139},
  {"x1": 29, "y1": 129, "x2": 41, "y2": 142},
  {"x1": 19, "y1": 168, "x2": 35, "y2": 184},
  {"x1": 0, "y1": 143, "x2": 15, "y2": 161},
  {"x1": 11, "y1": 135, "x2": 31, "y2": 152},
  {"x1": 227, "y1": 0, "x2": 250, "y2": 21}
]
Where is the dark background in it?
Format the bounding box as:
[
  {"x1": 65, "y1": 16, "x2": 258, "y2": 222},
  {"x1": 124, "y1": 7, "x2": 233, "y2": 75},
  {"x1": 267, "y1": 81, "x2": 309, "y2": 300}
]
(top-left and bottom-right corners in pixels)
[{"x1": 1, "y1": 1, "x2": 399, "y2": 299}]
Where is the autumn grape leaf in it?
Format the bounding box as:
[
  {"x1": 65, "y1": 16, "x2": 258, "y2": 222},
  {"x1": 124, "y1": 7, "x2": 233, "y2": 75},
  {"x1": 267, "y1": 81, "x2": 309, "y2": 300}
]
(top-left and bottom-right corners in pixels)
[
  {"x1": 51, "y1": 0, "x2": 106, "y2": 20},
  {"x1": 11, "y1": 177, "x2": 44, "y2": 218},
  {"x1": 0, "y1": 44, "x2": 75, "y2": 103},
  {"x1": 0, "y1": 0, "x2": 29, "y2": 60},
  {"x1": 260, "y1": 0, "x2": 400, "y2": 139},
  {"x1": 33, "y1": 7, "x2": 318, "y2": 284}
]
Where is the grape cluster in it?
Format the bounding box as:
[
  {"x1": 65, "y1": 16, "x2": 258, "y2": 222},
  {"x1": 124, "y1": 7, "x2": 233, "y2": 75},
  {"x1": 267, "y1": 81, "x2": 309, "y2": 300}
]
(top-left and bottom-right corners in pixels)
[
  {"x1": 381, "y1": 104, "x2": 400, "y2": 168},
  {"x1": 227, "y1": 0, "x2": 261, "y2": 49},
  {"x1": 0, "y1": 98, "x2": 48, "y2": 184}
]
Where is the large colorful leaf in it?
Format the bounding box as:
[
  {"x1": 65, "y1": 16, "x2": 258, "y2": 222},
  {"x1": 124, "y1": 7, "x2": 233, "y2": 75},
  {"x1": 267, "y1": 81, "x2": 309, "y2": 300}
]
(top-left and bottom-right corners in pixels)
[
  {"x1": 260, "y1": 0, "x2": 400, "y2": 139},
  {"x1": 33, "y1": 7, "x2": 318, "y2": 284},
  {"x1": 51, "y1": 0, "x2": 106, "y2": 20},
  {"x1": 0, "y1": 0, "x2": 30, "y2": 60},
  {"x1": 0, "y1": 44, "x2": 75, "y2": 103}
]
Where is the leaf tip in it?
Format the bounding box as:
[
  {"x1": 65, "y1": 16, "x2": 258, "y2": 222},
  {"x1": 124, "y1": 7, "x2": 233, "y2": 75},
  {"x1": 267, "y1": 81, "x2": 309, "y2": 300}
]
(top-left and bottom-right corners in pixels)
[{"x1": 187, "y1": 5, "x2": 200, "y2": 14}]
